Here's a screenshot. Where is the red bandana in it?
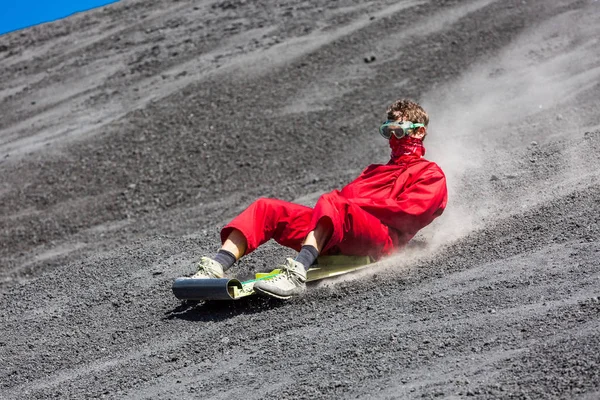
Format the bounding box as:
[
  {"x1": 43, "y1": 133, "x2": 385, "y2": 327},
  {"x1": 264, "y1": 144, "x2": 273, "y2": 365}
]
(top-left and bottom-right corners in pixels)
[{"x1": 389, "y1": 136, "x2": 425, "y2": 163}]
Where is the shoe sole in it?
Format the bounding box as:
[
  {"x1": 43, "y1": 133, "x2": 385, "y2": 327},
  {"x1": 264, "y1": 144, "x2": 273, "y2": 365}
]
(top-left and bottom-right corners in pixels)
[{"x1": 253, "y1": 286, "x2": 294, "y2": 300}]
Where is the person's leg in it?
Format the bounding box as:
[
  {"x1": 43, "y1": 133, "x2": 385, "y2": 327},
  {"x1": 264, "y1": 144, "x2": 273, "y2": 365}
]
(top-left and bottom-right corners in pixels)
[
  {"x1": 252, "y1": 204, "x2": 335, "y2": 298},
  {"x1": 255, "y1": 190, "x2": 399, "y2": 296},
  {"x1": 220, "y1": 197, "x2": 313, "y2": 255},
  {"x1": 211, "y1": 228, "x2": 247, "y2": 272},
  {"x1": 293, "y1": 217, "x2": 333, "y2": 269},
  {"x1": 194, "y1": 198, "x2": 312, "y2": 279},
  {"x1": 193, "y1": 229, "x2": 248, "y2": 279},
  {"x1": 276, "y1": 190, "x2": 396, "y2": 274},
  {"x1": 309, "y1": 191, "x2": 396, "y2": 259},
  {"x1": 254, "y1": 191, "x2": 399, "y2": 297},
  {"x1": 221, "y1": 228, "x2": 247, "y2": 259},
  {"x1": 302, "y1": 217, "x2": 333, "y2": 252}
]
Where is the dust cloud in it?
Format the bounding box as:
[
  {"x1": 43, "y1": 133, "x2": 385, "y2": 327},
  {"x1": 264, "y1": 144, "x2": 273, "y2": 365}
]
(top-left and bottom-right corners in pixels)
[
  {"x1": 326, "y1": 4, "x2": 600, "y2": 284},
  {"x1": 422, "y1": 5, "x2": 600, "y2": 249}
]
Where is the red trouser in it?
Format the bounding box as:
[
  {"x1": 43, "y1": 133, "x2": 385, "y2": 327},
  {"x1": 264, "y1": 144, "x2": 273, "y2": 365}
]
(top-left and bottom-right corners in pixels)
[{"x1": 220, "y1": 191, "x2": 398, "y2": 260}]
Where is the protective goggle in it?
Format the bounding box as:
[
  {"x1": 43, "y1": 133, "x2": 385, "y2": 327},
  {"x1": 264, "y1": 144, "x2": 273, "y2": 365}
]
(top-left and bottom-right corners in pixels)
[{"x1": 379, "y1": 120, "x2": 425, "y2": 139}]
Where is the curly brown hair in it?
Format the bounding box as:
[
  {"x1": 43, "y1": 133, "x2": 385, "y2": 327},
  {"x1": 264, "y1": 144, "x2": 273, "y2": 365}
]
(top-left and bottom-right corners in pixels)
[{"x1": 386, "y1": 99, "x2": 429, "y2": 126}]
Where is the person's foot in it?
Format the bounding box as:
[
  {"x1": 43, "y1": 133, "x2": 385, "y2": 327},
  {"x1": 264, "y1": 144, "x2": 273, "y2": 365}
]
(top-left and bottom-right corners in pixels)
[
  {"x1": 254, "y1": 258, "x2": 306, "y2": 299},
  {"x1": 191, "y1": 257, "x2": 224, "y2": 279}
]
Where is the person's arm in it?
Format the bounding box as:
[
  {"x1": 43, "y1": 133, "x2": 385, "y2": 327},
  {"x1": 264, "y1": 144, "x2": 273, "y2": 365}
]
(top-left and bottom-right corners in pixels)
[{"x1": 349, "y1": 167, "x2": 448, "y2": 235}]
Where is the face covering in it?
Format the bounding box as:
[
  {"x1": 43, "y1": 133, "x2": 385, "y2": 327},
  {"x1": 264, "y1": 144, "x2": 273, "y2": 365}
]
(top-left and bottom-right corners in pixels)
[{"x1": 389, "y1": 135, "x2": 425, "y2": 162}]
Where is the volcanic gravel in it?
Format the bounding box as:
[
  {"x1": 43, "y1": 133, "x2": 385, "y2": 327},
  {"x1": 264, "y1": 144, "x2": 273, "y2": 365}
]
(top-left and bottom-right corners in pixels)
[{"x1": 1, "y1": 0, "x2": 600, "y2": 399}]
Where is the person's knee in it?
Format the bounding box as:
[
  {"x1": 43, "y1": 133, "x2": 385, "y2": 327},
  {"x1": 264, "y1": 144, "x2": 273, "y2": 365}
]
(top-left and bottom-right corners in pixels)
[
  {"x1": 253, "y1": 197, "x2": 269, "y2": 206},
  {"x1": 251, "y1": 197, "x2": 274, "y2": 212},
  {"x1": 316, "y1": 191, "x2": 343, "y2": 207},
  {"x1": 249, "y1": 197, "x2": 287, "y2": 221}
]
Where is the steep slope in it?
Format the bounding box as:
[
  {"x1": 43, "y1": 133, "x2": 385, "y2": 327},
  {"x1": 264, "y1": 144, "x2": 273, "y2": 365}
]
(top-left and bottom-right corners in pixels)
[{"x1": 1, "y1": 0, "x2": 599, "y2": 399}]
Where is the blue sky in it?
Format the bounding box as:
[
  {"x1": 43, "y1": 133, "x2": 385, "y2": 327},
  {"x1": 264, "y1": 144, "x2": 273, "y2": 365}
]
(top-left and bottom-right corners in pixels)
[{"x1": 0, "y1": 0, "x2": 120, "y2": 36}]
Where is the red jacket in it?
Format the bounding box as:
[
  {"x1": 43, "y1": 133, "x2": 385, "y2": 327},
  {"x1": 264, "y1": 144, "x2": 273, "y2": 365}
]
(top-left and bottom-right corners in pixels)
[
  {"x1": 222, "y1": 149, "x2": 447, "y2": 259},
  {"x1": 340, "y1": 156, "x2": 447, "y2": 245}
]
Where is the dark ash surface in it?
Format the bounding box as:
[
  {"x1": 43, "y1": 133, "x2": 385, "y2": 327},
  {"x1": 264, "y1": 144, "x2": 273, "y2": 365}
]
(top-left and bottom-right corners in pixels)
[{"x1": 1, "y1": 0, "x2": 600, "y2": 398}]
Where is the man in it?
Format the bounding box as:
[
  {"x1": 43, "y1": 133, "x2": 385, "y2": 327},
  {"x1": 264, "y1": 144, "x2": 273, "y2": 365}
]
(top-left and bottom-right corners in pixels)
[{"x1": 192, "y1": 99, "x2": 448, "y2": 299}]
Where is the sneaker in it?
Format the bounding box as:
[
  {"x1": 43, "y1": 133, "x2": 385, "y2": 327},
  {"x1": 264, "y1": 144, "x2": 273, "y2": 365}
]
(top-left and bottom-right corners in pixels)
[
  {"x1": 254, "y1": 258, "x2": 307, "y2": 299},
  {"x1": 191, "y1": 257, "x2": 224, "y2": 279}
]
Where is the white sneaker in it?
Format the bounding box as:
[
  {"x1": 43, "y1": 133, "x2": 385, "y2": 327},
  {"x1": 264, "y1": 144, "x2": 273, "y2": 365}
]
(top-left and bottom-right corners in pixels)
[
  {"x1": 254, "y1": 258, "x2": 307, "y2": 299},
  {"x1": 191, "y1": 257, "x2": 224, "y2": 279}
]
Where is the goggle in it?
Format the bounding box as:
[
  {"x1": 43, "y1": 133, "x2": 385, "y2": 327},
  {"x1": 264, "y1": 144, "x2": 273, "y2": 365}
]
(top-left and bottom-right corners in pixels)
[{"x1": 379, "y1": 120, "x2": 425, "y2": 139}]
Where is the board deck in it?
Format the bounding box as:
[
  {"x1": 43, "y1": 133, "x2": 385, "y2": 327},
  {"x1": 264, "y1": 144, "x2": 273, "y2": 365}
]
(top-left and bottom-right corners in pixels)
[{"x1": 172, "y1": 255, "x2": 373, "y2": 301}]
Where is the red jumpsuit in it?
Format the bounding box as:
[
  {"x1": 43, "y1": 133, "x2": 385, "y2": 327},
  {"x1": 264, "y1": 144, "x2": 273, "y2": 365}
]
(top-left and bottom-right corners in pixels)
[{"x1": 221, "y1": 139, "x2": 447, "y2": 260}]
